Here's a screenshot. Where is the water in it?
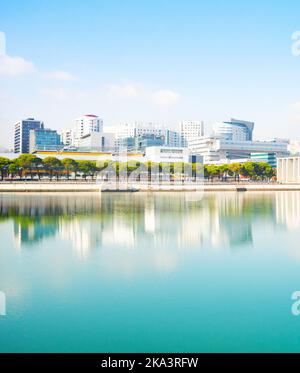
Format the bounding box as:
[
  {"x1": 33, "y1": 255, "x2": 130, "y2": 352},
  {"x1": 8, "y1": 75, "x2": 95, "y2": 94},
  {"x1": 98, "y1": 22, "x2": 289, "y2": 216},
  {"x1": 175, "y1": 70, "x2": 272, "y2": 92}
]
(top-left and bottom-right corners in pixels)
[{"x1": 0, "y1": 191, "x2": 300, "y2": 352}]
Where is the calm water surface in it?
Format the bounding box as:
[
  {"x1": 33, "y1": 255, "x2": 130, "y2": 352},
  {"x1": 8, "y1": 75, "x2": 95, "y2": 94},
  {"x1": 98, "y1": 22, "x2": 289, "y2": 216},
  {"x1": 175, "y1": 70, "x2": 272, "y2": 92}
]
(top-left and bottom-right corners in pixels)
[{"x1": 0, "y1": 191, "x2": 300, "y2": 352}]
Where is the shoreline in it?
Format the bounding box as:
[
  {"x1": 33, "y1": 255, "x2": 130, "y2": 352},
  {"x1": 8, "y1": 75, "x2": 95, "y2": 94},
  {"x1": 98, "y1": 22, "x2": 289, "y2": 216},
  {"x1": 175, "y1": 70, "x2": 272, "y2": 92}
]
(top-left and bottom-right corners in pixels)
[{"x1": 0, "y1": 182, "x2": 300, "y2": 192}]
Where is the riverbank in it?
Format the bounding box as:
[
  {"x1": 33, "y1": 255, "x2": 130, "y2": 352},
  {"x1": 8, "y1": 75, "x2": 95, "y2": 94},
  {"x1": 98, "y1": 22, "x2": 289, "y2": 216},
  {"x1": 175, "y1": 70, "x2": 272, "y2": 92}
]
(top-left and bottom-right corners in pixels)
[{"x1": 0, "y1": 182, "x2": 300, "y2": 192}]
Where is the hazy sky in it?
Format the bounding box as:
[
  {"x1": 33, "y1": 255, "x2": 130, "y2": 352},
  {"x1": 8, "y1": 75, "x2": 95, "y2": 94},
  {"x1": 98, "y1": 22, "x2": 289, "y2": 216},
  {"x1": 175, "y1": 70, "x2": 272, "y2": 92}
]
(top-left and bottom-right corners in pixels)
[{"x1": 1, "y1": 0, "x2": 300, "y2": 148}]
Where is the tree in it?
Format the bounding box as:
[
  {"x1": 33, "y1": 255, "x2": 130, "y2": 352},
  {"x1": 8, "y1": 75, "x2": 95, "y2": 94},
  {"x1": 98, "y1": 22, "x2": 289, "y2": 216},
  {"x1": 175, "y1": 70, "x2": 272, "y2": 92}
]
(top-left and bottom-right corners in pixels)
[
  {"x1": 43, "y1": 157, "x2": 63, "y2": 180},
  {"x1": 126, "y1": 160, "x2": 141, "y2": 176},
  {"x1": 241, "y1": 162, "x2": 260, "y2": 180},
  {"x1": 0, "y1": 157, "x2": 10, "y2": 180},
  {"x1": 17, "y1": 154, "x2": 40, "y2": 179},
  {"x1": 228, "y1": 163, "x2": 242, "y2": 181},
  {"x1": 257, "y1": 162, "x2": 275, "y2": 181},
  {"x1": 219, "y1": 164, "x2": 229, "y2": 181},
  {"x1": 61, "y1": 158, "x2": 78, "y2": 179},
  {"x1": 205, "y1": 165, "x2": 221, "y2": 181},
  {"x1": 8, "y1": 159, "x2": 22, "y2": 179},
  {"x1": 77, "y1": 161, "x2": 98, "y2": 180},
  {"x1": 32, "y1": 157, "x2": 43, "y2": 180}
]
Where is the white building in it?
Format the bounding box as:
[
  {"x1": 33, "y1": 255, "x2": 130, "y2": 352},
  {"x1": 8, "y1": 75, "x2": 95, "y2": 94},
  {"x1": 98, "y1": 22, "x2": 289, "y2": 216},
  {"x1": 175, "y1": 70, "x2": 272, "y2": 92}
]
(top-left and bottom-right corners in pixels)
[
  {"x1": 74, "y1": 114, "x2": 103, "y2": 138},
  {"x1": 60, "y1": 128, "x2": 74, "y2": 146},
  {"x1": 114, "y1": 122, "x2": 166, "y2": 139},
  {"x1": 189, "y1": 137, "x2": 288, "y2": 163},
  {"x1": 77, "y1": 132, "x2": 115, "y2": 151},
  {"x1": 188, "y1": 137, "x2": 220, "y2": 163},
  {"x1": 180, "y1": 121, "x2": 204, "y2": 147},
  {"x1": 145, "y1": 146, "x2": 190, "y2": 163},
  {"x1": 213, "y1": 119, "x2": 254, "y2": 142},
  {"x1": 61, "y1": 114, "x2": 103, "y2": 147},
  {"x1": 112, "y1": 122, "x2": 181, "y2": 149},
  {"x1": 277, "y1": 157, "x2": 300, "y2": 183}
]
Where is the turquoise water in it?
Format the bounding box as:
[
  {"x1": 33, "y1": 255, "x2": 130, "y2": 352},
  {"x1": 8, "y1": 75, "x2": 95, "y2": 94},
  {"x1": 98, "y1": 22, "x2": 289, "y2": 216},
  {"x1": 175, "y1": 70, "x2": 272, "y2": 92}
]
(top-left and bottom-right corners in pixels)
[{"x1": 0, "y1": 191, "x2": 300, "y2": 352}]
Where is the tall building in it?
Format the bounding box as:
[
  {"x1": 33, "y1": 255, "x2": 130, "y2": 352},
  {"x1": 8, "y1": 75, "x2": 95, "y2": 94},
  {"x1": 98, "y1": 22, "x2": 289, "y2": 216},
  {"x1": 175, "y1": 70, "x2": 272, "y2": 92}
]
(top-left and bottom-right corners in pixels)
[
  {"x1": 165, "y1": 129, "x2": 181, "y2": 147},
  {"x1": 113, "y1": 122, "x2": 181, "y2": 151},
  {"x1": 74, "y1": 114, "x2": 103, "y2": 139},
  {"x1": 114, "y1": 122, "x2": 166, "y2": 139},
  {"x1": 29, "y1": 128, "x2": 62, "y2": 153},
  {"x1": 14, "y1": 118, "x2": 44, "y2": 154},
  {"x1": 213, "y1": 119, "x2": 254, "y2": 142},
  {"x1": 60, "y1": 128, "x2": 73, "y2": 146},
  {"x1": 180, "y1": 121, "x2": 204, "y2": 147}
]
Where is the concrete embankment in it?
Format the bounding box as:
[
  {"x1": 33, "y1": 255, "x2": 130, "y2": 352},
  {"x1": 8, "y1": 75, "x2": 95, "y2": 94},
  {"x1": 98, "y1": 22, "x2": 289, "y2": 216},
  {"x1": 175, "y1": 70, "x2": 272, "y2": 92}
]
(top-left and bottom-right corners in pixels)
[
  {"x1": 0, "y1": 183, "x2": 101, "y2": 192},
  {"x1": 0, "y1": 182, "x2": 300, "y2": 192}
]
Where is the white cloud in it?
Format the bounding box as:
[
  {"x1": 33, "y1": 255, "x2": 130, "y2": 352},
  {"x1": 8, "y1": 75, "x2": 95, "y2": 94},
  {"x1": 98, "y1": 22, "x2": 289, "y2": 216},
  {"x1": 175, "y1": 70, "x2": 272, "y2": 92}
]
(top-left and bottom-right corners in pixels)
[
  {"x1": 106, "y1": 82, "x2": 181, "y2": 106},
  {"x1": 152, "y1": 89, "x2": 181, "y2": 106},
  {"x1": 42, "y1": 88, "x2": 86, "y2": 102},
  {"x1": 0, "y1": 54, "x2": 74, "y2": 81},
  {"x1": 42, "y1": 70, "x2": 76, "y2": 81},
  {"x1": 106, "y1": 83, "x2": 142, "y2": 98},
  {"x1": 0, "y1": 54, "x2": 35, "y2": 76}
]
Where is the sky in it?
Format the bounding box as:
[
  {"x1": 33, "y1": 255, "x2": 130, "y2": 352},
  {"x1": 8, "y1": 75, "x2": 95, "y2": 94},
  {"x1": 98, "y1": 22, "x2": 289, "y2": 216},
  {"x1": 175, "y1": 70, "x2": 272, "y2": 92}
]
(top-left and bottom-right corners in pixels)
[{"x1": 1, "y1": 0, "x2": 300, "y2": 148}]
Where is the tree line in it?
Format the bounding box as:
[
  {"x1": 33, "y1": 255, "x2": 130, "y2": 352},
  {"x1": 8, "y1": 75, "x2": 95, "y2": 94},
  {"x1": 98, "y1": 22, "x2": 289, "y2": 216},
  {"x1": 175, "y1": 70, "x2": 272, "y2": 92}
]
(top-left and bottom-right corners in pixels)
[
  {"x1": 0, "y1": 154, "x2": 276, "y2": 181},
  {"x1": 204, "y1": 162, "x2": 275, "y2": 181},
  {"x1": 0, "y1": 155, "x2": 100, "y2": 180}
]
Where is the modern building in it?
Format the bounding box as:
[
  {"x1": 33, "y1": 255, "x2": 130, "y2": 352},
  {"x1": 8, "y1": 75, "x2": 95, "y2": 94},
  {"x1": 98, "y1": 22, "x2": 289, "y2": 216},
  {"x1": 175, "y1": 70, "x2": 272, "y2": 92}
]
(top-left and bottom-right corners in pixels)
[
  {"x1": 250, "y1": 153, "x2": 277, "y2": 167},
  {"x1": 60, "y1": 128, "x2": 74, "y2": 146},
  {"x1": 113, "y1": 123, "x2": 181, "y2": 151},
  {"x1": 213, "y1": 118, "x2": 254, "y2": 142},
  {"x1": 277, "y1": 157, "x2": 300, "y2": 183},
  {"x1": 188, "y1": 137, "x2": 220, "y2": 163},
  {"x1": 74, "y1": 115, "x2": 103, "y2": 138},
  {"x1": 29, "y1": 128, "x2": 62, "y2": 153},
  {"x1": 145, "y1": 146, "x2": 190, "y2": 163},
  {"x1": 114, "y1": 122, "x2": 166, "y2": 139},
  {"x1": 180, "y1": 121, "x2": 204, "y2": 147},
  {"x1": 77, "y1": 132, "x2": 115, "y2": 152},
  {"x1": 14, "y1": 118, "x2": 44, "y2": 153},
  {"x1": 135, "y1": 135, "x2": 165, "y2": 152},
  {"x1": 165, "y1": 129, "x2": 181, "y2": 147},
  {"x1": 115, "y1": 137, "x2": 137, "y2": 152},
  {"x1": 189, "y1": 137, "x2": 288, "y2": 163}
]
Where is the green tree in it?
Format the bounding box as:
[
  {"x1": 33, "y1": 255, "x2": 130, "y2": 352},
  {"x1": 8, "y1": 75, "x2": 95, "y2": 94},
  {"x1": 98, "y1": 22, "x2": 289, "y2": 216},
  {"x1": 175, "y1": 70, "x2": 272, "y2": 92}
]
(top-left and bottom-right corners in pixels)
[
  {"x1": 43, "y1": 157, "x2": 63, "y2": 180},
  {"x1": 228, "y1": 163, "x2": 242, "y2": 181},
  {"x1": 126, "y1": 160, "x2": 140, "y2": 176},
  {"x1": 219, "y1": 164, "x2": 229, "y2": 181},
  {"x1": 240, "y1": 162, "x2": 261, "y2": 180},
  {"x1": 61, "y1": 158, "x2": 78, "y2": 179},
  {"x1": 77, "y1": 161, "x2": 98, "y2": 180},
  {"x1": 17, "y1": 154, "x2": 41, "y2": 179},
  {"x1": 257, "y1": 162, "x2": 275, "y2": 181},
  {"x1": 205, "y1": 165, "x2": 221, "y2": 181},
  {"x1": 0, "y1": 157, "x2": 10, "y2": 180},
  {"x1": 8, "y1": 159, "x2": 22, "y2": 179}
]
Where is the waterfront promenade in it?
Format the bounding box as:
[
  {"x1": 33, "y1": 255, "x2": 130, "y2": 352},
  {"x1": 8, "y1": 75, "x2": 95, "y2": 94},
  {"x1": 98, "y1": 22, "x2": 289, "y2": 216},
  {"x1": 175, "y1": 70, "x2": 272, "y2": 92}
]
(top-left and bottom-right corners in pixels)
[{"x1": 0, "y1": 181, "x2": 300, "y2": 192}]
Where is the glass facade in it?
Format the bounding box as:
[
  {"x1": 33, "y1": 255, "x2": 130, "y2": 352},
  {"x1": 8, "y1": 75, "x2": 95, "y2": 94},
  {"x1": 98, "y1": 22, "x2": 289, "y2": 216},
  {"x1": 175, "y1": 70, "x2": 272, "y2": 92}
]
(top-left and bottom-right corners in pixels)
[{"x1": 29, "y1": 128, "x2": 62, "y2": 153}]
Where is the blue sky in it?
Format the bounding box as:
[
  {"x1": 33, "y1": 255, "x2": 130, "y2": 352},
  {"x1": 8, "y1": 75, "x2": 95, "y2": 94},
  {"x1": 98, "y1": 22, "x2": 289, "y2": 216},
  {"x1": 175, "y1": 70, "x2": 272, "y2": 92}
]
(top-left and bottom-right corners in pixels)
[{"x1": 1, "y1": 0, "x2": 300, "y2": 147}]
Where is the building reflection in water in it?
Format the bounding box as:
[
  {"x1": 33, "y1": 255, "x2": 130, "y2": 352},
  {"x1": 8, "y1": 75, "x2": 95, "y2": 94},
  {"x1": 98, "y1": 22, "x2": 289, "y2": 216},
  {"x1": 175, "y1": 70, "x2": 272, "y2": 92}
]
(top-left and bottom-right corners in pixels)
[
  {"x1": 276, "y1": 192, "x2": 300, "y2": 230},
  {"x1": 0, "y1": 191, "x2": 293, "y2": 258}
]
